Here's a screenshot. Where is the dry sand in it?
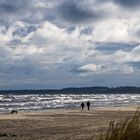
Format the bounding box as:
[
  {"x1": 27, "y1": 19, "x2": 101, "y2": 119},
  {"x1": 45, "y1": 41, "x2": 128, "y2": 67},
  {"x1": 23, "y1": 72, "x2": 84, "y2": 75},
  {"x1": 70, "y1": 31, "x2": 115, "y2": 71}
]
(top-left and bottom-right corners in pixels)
[{"x1": 0, "y1": 105, "x2": 139, "y2": 140}]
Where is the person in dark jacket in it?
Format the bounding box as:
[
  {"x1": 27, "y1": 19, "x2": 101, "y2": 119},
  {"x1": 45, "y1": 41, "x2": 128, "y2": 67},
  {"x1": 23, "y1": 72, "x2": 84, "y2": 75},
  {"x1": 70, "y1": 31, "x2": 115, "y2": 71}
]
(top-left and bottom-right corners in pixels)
[
  {"x1": 81, "y1": 102, "x2": 85, "y2": 110},
  {"x1": 87, "y1": 101, "x2": 90, "y2": 110}
]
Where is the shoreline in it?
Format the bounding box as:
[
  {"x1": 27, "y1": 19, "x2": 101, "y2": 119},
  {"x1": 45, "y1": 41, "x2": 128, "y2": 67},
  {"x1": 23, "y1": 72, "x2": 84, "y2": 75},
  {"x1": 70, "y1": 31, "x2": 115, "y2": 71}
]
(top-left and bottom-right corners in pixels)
[
  {"x1": 0, "y1": 105, "x2": 139, "y2": 140},
  {"x1": 0, "y1": 103, "x2": 139, "y2": 114}
]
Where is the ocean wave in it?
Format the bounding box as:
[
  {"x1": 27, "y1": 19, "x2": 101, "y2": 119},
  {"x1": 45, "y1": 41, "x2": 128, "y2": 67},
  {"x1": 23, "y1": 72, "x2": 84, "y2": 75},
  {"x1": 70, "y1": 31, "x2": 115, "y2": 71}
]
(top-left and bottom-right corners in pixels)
[{"x1": 0, "y1": 94, "x2": 140, "y2": 113}]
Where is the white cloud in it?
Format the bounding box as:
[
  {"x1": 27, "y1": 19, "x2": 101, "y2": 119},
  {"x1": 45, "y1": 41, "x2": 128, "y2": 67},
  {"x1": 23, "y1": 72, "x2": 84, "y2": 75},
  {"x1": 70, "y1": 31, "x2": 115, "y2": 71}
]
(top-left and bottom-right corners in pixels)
[
  {"x1": 91, "y1": 19, "x2": 131, "y2": 43},
  {"x1": 0, "y1": 0, "x2": 140, "y2": 88},
  {"x1": 78, "y1": 64, "x2": 101, "y2": 72},
  {"x1": 102, "y1": 64, "x2": 134, "y2": 74},
  {"x1": 77, "y1": 63, "x2": 134, "y2": 75},
  {"x1": 34, "y1": 2, "x2": 47, "y2": 8}
]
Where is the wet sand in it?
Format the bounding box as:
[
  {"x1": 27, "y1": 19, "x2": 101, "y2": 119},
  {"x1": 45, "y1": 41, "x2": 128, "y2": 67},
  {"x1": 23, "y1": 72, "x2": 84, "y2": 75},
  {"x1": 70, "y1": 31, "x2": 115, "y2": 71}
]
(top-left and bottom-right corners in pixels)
[{"x1": 0, "y1": 105, "x2": 139, "y2": 140}]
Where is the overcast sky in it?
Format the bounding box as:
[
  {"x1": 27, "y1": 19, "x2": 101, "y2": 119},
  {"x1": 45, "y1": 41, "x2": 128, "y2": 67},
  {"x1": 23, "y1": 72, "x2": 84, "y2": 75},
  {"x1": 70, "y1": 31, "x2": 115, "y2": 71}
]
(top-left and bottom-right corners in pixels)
[{"x1": 0, "y1": 0, "x2": 140, "y2": 89}]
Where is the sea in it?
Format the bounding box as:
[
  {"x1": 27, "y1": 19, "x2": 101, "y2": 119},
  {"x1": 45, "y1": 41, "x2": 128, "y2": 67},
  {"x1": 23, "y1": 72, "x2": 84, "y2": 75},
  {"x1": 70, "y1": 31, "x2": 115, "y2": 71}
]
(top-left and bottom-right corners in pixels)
[{"x1": 0, "y1": 94, "x2": 140, "y2": 113}]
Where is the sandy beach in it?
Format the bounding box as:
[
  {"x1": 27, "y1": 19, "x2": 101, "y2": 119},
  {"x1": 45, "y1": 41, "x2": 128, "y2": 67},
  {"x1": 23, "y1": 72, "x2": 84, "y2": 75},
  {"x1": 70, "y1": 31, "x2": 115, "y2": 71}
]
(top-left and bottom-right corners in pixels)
[{"x1": 0, "y1": 105, "x2": 139, "y2": 140}]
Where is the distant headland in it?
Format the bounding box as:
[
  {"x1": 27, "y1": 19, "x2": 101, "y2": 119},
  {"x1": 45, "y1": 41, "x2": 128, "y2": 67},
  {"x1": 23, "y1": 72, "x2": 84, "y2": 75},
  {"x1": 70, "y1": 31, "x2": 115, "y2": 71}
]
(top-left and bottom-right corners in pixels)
[{"x1": 0, "y1": 86, "x2": 140, "y2": 94}]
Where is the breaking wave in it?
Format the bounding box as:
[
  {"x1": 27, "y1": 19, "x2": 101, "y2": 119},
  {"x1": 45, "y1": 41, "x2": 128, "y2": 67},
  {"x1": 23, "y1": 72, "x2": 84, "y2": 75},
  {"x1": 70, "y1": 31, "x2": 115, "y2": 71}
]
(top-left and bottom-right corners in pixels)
[{"x1": 0, "y1": 94, "x2": 140, "y2": 113}]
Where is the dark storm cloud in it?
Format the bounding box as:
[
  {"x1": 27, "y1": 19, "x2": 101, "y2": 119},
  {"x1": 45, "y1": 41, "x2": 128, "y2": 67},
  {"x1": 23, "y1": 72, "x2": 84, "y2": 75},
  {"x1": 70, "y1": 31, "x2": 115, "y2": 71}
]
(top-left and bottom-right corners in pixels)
[
  {"x1": 113, "y1": 0, "x2": 140, "y2": 8},
  {"x1": 129, "y1": 62, "x2": 140, "y2": 69},
  {"x1": 57, "y1": 0, "x2": 103, "y2": 24},
  {"x1": 0, "y1": 0, "x2": 105, "y2": 25},
  {"x1": 80, "y1": 26, "x2": 93, "y2": 35},
  {"x1": 0, "y1": 0, "x2": 46, "y2": 24},
  {"x1": 0, "y1": 3, "x2": 17, "y2": 13},
  {"x1": 95, "y1": 42, "x2": 137, "y2": 53},
  {"x1": 69, "y1": 65, "x2": 84, "y2": 74},
  {"x1": 12, "y1": 26, "x2": 37, "y2": 37},
  {"x1": 0, "y1": 0, "x2": 30, "y2": 13}
]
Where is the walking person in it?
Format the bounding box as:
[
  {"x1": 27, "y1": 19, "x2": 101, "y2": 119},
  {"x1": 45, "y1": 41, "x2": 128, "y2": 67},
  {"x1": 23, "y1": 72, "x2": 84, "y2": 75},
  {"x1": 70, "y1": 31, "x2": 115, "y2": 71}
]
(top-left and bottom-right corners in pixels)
[
  {"x1": 81, "y1": 102, "x2": 85, "y2": 110},
  {"x1": 87, "y1": 101, "x2": 90, "y2": 110}
]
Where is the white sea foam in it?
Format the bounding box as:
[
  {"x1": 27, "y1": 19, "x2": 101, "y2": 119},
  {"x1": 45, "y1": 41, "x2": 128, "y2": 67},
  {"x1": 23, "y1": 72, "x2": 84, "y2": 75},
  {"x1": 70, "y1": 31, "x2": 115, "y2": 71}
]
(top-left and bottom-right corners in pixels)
[{"x1": 0, "y1": 94, "x2": 140, "y2": 113}]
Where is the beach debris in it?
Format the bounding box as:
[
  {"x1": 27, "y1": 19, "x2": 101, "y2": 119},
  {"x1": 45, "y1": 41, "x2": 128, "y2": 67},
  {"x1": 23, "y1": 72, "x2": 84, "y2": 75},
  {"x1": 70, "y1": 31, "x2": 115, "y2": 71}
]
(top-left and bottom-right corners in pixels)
[
  {"x1": 11, "y1": 110, "x2": 18, "y2": 114},
  {"x1": 0, "y1": 133, "x2": 17, "y2": 137},
  {"x1": 0, "y1": 133, "x2": 10, "y2": 137}
]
